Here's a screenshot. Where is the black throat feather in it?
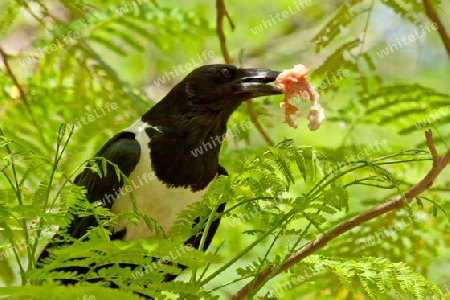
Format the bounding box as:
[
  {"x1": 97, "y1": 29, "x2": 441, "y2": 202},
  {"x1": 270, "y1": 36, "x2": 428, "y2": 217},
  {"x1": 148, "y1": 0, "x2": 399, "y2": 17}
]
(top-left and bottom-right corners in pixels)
[{"x1": 142, "y1": 84, "x2": 239, "y2": 192}]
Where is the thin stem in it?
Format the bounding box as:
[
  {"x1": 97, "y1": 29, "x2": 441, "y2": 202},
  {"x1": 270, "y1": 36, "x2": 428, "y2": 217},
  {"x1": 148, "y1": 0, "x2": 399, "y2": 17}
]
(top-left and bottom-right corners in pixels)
[
  {"x1": 422, "y1": 0, "x2": 450, "y2": 58},
  {"x1": 232, "y1": 130, "x2": 450, "y2": 299},
  {"x1": 0, "y1": 47, "x2": 51, "y2": 153},
  {"x1": 198, "y1": 211, "x2": 294, "y2": 286},
  {"x1": 215, "y1": 0, "x2": 274, "y2": 146}
]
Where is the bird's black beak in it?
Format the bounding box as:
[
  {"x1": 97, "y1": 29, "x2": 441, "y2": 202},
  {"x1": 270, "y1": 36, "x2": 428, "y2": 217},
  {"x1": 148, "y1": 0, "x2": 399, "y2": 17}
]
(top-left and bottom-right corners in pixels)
[{"x1": 233, "y1": 68, "x2": 282, "y2": 98}]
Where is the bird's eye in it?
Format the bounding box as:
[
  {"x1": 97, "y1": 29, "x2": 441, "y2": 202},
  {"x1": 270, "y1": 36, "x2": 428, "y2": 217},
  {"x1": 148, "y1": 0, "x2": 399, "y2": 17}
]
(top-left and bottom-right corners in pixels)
[{"x1": 219, "y1": 68, "x2": 232, "y2": 79}]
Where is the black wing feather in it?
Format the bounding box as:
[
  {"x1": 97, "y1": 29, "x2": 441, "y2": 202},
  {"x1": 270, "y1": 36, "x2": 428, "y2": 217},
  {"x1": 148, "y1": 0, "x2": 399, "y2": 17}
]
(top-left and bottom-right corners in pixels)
[
  {"x1": 39, "y1": 131, "x2": 140, "y2": 260},
  {"x1": 69, "y1": 131, "x2": 141, "y2": 239}
]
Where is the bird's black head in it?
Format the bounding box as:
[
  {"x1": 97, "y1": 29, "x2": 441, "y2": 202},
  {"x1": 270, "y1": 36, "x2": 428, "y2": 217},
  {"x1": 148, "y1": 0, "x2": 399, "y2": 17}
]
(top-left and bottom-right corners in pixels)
[
  {"x1": 183, "y1": 64, "x2": 281, "y2": 110},
  {"x1": 144, "y1": 64, "x2": 281, "y2": 120},
  {"x1": 142, "y1": 64, "x2": 281, "y2": 191}
]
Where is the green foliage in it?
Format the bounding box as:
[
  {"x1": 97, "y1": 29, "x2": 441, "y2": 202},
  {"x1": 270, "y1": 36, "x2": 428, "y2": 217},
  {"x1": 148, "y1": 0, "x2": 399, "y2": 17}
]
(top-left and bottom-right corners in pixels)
[
  {"x1": 0, "y1": 0, "x2": 20, "y2": 38},
  {"x1": 290, "y1": 255, "x2": 443, "y2": 299},
  {"x1": 362, "y1": 84, "x2": 450, "y2": 138},
  {"x1": 1, "y1": 0, "x2": 449, "y2": 299}
]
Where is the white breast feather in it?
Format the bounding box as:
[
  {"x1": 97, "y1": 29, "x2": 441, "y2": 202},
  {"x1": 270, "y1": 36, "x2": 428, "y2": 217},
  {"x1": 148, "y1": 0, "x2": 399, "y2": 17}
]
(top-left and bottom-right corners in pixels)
[{"x1": 111, "y1": 119, "x2": 210, "y2": 242}]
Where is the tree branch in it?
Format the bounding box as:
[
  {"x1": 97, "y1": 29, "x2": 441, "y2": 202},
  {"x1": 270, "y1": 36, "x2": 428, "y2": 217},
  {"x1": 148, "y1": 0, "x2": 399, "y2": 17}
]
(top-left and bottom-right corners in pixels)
[
  {"x1": 245, "y1": 100, "x2": 274, "y2": 146},
  {"x1": 232, "y1": 130, "x2": 450, "y2": 299},
  {"x1": 215, "y1": 0, "x2": 274, "y2": 147},
  {"x1": 0, "y1": 47, "x2": 29, "y2": 106},
  {"x1": 422, "y1": 0, "x2": 450, "y2": 58},
  {"x1": 0, "y1": 46, "x2": 50, "y2": 151},
  {"x1": 215, "y1": 0, "x2": 233, "y2": 65}
]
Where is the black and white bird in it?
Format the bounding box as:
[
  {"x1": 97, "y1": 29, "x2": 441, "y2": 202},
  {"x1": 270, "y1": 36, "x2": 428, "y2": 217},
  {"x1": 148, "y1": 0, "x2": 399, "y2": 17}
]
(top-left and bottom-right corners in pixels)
[{"x1": 39, "y1": 64, "x2": 281, "y2": 289}]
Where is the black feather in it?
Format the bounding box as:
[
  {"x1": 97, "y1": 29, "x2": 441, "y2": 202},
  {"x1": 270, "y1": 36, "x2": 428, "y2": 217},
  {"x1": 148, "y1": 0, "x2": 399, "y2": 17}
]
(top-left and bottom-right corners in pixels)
[{"x1": 37, "y1": 132, "x2": 140, "y2": 280}]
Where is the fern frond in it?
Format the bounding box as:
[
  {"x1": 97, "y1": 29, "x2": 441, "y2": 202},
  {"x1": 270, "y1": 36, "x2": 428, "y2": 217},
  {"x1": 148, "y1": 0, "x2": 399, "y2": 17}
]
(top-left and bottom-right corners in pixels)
[
  {"x1": 289, "y1": 255, "x2": 443, "y2": 299},
  {"x1": 0, "y1": 0, "x2": 19, "y2": 38},
  {"x1": 311, "y1": 1, "x2": 366, "y2": 52}
]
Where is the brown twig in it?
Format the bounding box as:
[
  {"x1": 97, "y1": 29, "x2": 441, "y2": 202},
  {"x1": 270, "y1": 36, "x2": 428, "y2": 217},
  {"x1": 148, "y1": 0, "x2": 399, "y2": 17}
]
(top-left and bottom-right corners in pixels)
[
  {"x1": 232, "y1": 130, "x2": 450, "y2": 299},
  {"x1": 246, "y1": 100, "x2": 275, "y2": 146},
  {"x1": 0, "y1": 47, "x2": 29, "y2": 106},
  {"x1": 215, "y1": 0, "x2": 275, "y2": 146},
  {"x1": 215, "y1": 0, "x2": 233, "y2": 65},
  {"x1": 422, "y1": 0, "x2": 450, "y2": 58},
  {"x1": 0, "y1": 46, "x2": 51, "y2": 151}
]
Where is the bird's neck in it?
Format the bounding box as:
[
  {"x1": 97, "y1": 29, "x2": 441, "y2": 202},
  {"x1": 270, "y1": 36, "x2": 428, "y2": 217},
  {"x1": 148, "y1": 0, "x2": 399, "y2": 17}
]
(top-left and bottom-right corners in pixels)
[{"x1": 142, "y1": 105, "x2": 231, "y2": 192}]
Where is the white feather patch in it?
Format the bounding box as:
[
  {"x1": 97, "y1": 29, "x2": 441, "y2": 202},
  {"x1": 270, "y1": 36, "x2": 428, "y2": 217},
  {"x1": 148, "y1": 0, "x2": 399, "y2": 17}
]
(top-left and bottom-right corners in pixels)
[{"x1": 111, "y1": 119, "x2": 211, "y2": 242}]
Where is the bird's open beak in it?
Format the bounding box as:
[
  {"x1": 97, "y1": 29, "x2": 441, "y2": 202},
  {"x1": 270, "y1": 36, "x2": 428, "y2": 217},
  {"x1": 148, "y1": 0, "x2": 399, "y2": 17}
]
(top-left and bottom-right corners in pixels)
[{"x1": 233, "y1": 68, "x2": 282, "y2": 98}]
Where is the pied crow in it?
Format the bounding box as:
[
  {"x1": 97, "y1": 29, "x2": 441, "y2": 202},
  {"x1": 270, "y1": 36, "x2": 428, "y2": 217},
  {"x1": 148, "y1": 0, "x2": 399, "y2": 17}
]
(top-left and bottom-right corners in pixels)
[{"x1": 38, "y1": 64, "x2": 281, "y2": 290}]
